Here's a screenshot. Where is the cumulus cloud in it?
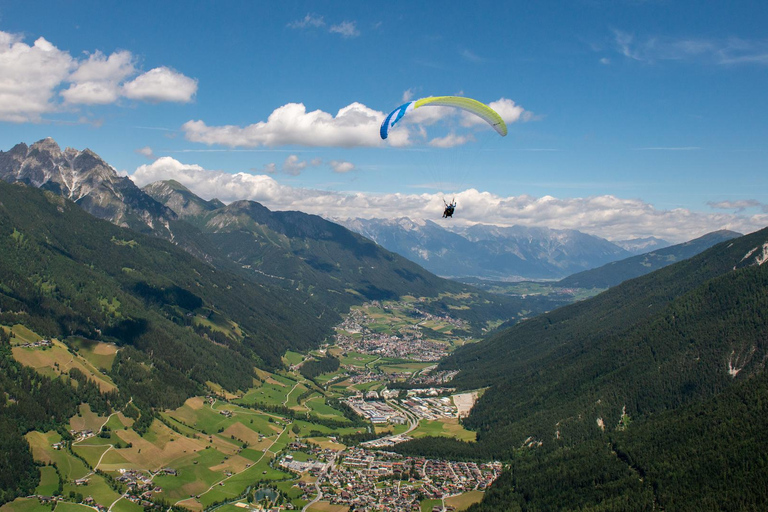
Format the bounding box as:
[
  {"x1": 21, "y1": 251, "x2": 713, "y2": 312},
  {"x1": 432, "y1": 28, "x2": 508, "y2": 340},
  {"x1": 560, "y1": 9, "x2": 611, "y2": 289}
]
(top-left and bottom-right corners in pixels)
[
  {"x1": 329, "y1": 160, "x2": 355, "y2": 173},
  {"x1": 61, "y1": 50, "x2": 135, "y2": 104},
  {"x1": 183, "y1": 97, "x2": 531, "y2": 149},
  {"x1": 129, "y1": 157, "x2": 768, "y2": 242},
  {"x1": 329, "y1": 21, "x2": 360, "y2": 38},
  {"x1": 122, "y1": 67, "x2": 197, "y2": 103},
  {"x1": 182, "y1": 102, "x2": 409, "y2": 147},
  {"x1": 135, "y1": 146, "x2": 155, "y2": 159},
  {"x1": 0, "y1": 32, "x2": 74, "y2": 122},
  {"x1": 282, "y1": 154, "x2": 309, "y2": 176},
  {"x1": 0, "y1": 29, "x2": 198, "y2": 122},
  {"x1": 461, "y1": 98, "x2": 531, "y2": 127}
]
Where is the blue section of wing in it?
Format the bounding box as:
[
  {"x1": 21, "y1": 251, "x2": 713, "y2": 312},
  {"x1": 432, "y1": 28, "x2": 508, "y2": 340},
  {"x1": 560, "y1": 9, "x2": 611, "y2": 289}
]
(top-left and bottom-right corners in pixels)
[{"x1": 380, "y1": 102, "x2": 412, "y2": 140}]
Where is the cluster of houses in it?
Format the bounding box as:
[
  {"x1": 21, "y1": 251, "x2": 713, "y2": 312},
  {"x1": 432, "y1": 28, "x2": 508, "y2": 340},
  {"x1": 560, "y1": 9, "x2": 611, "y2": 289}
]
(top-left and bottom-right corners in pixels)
[
  {"x1": 315, "y1": 447, "x2": 501, "y2": 510},
  {"x1": 68, "y1": 429, "x2": 95, "y2": 442},
  {"x1": 334, "y1": 300, "x2": 465, "y2": 362},
  {"x1": 337, "y1": 330, "x2": 448, "y2": 362},
  {"x1": 17, "y1": 338, "x2": 52, "y2": 348}
]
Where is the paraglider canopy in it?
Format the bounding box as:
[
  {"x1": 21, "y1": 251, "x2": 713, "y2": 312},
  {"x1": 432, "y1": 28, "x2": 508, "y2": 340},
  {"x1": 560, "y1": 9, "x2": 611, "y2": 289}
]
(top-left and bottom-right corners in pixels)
[{"x1": 380, "y1": 96, "x2": 508, "y2": 140}]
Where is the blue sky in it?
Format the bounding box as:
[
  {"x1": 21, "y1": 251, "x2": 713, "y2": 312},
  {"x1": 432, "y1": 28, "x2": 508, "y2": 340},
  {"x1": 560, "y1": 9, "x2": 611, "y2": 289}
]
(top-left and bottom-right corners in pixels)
[{"x1": 1, "y1": 0, "x2": 766, "y2": 241}]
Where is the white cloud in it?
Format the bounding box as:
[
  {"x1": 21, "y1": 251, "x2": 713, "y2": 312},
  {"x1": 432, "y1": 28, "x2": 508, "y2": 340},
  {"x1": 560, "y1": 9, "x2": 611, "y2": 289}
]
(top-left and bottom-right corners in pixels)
[
  {"x1": 287, "y1": 13, "x2": 326, "y2": 29},
  {"x1": 282, "y1": 154, "x2": 309, "y2": 176},
  {"x1": 122, "y1": 67, "x2": 197, "y2": 103},
  {"x1": 429, "y1": 133, "x2": 474, "y2": 148},
  {"x1": 183, "y1": 102, "x2": 409, "y2": 147},
  {"x1": 135, "y1": 146, "x2": 155, "y2": 159},
  {"x1": 329, "y1": 21, "x2": 360, "y2": 38},
  {"x1": 613, "y1": 30, "x2": 768, "y2": 65},
  {"x1": 128, "y1": 156, "x2": 768, "y2": 243},
  {"x1": 460, "y1": 49, "x2": 485, "y2": 63},
  {"x1": 62, "y1": 50, "x2": 135, "y2": 104},
  {"x1": 708, "y1": 200, "x2": 767, "y2": 213},
  {"x1": 461, "y1": 98, "x2": 531, "y2": 127},
  {"x1": 0, "y1": 29, "x2": 198, "y2": 122},
  {"x1": 258, "y1": 162, "x2": 277, "y2": 174},
  {"x1": 401, "y1": 89, "x2": 415, "y2": 102},
  {"x1": 182, "y1": 96, "x2": 531, "y2": 149},
  {"x1": 288, "y1": 13, "x2": 359, "y2": 38},
  {"x1": 329, "y1": 160, "x2": 355, "y2": 173},
  {"x1": 0, "y1": 32, "x2": 74, "y2": 122}
]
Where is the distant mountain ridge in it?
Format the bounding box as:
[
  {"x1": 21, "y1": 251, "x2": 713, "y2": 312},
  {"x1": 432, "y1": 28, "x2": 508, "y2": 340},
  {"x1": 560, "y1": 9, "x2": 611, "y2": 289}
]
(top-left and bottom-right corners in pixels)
[
  {"x1": 558, "y1": 229, "x2": 742, "y2": 289},
  {"x1": 339, "y1": 217, "x2": 632, "y2": 280},
  {"x1": 612, "y1": 236, "x2": 671, "y2": 254}
]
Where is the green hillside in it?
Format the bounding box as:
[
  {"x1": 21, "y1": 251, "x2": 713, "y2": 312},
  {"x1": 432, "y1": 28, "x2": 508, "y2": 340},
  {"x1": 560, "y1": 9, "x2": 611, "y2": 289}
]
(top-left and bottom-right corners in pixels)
[
  {"x1": 0, "y1": 180, "x2": 335, "y2": 391},
  {"x1": 558, "y1": 229, "x2": 741, "y2": 289},
  {"x1": 398, "y1": 227, "x2": 768, "y2": 509}
]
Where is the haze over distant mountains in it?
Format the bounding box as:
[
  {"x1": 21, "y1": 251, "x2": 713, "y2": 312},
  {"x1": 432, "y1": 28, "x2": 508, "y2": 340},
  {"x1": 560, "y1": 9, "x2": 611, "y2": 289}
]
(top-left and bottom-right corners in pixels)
[{"x1": 339, "y1": 217, "x2": 671, "y2": 281}]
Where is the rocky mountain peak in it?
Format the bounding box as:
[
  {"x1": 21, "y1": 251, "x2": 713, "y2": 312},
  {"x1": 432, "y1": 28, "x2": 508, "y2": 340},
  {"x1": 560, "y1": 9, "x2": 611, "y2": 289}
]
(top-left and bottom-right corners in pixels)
[{"x1": 1, "y1": 138, "x2": 176, "y2": 238}]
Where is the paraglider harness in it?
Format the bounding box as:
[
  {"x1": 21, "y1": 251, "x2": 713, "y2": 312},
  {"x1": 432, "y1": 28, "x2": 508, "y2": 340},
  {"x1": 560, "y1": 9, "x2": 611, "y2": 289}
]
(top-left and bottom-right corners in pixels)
[{"x1": 442, "y1": 198, "x2": 456, "y2": 218}]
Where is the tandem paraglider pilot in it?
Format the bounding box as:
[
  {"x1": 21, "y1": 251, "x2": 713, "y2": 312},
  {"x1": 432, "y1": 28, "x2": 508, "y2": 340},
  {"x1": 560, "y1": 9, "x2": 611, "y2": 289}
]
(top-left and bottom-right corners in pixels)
[{"x1": 443, "y1": 199, "x2": 456, "y2": 218}]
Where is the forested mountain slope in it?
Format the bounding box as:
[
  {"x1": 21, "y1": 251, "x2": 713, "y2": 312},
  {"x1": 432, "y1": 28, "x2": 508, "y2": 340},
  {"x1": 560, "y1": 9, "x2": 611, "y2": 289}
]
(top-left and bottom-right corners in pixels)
[
  {"x1": 399, "y1": 227, "x2": 768, "y2": 510},
  {"x1": 0, "y1": 180, "x2": 334, "y2": 389},
  {"x1": 558, "y1": 229, "x2": 741, "y2": 289}
]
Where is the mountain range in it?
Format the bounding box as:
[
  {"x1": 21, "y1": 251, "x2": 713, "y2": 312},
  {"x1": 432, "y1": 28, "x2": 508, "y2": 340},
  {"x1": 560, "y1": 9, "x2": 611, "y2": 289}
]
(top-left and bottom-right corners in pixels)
[
  {"x1": 339, "y1": 217, "x2": 670, "y2": 281},
  {"x1": 3, "y1": 138, "x2": 766, "y2": 511}
]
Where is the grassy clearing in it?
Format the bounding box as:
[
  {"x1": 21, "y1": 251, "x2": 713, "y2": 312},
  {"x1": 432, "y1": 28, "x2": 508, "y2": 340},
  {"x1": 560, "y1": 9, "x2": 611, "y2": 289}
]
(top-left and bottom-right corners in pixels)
[
  {"x1": 420, "y1": 498, "x2": 442, "y2": 512},
  {"x1": 68, "y1": 338, "x2": 118, "y2": 371},
  {"x1": 0, "y1": 498, "x2": 50, "y2": 512},
  {"x1": 338, "y1": 351, "x2": 378, "y2": 368},
  {"x1": 34, "y1": 466, "x2": 59, "y2": 495},
  {"x1": 304, "y1": 398, "x2": 349, "y2": 422},
  {"x1": 69, "y1": 403, "x2": 108, "y2": 432},
  {"x1": 445, "y1": 490, "x2": 485, "y2": 510},
  {"x1": 283, "y1": 351, "x2": 305, "y2": 366},
  {"x1": 307, "y1": 502, "x2": 349, "y2": 512},
  {"x1": 12, "y1": 339, "x2": 116, "y2": 393},
  {"x1": 410, "y1": 419, "x2": 476, "y2": 442},
  {"x1": 108, "y1": 499, "x2": 143, "y2": 512},
  {"x1": 25, "y1": 431, "x2": 90, "y2": 481},
  {"x1": 4, "y1": 324, "x2": 43, "y2": 345}
]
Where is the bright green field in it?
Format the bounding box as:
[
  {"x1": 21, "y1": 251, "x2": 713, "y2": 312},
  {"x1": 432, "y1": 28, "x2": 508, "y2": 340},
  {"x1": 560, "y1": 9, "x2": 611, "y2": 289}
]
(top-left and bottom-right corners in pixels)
[
  {"x1": 34, "y1": 466, "x2": 59, "y2": 496},
  {"x1": 283, "y1": 351, "x2": 305, "y2": 366},
  {"x1": 108, "y1": 498, "x2": 143, "y2": 512},
  {"x1": 420, "y1": 498, "x2": 443, "y2": 512},
  {"x1": 0, "y1": 498, "x2": 50, "y2": 512},
  {"x1": 304, "y1": 398, "x2": 349, "y2": 421}
]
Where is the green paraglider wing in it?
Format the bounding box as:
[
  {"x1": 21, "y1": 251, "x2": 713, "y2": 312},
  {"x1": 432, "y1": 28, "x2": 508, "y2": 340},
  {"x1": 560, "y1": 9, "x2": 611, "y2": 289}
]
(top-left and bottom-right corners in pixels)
[
  {"x1": 380, "y1": 96, "x2": 508, "y2": 139},
  {"x1": 413, "y1": 96, "x2": 508, "y2": 136}
]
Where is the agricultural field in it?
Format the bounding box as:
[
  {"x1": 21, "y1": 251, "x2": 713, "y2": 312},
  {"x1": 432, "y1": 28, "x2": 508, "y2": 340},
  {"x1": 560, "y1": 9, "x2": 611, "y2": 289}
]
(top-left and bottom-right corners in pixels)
[
  {"x1": 445, "y1": 490, "x2": 485, "y2": 510},
  {"x1": 10, "y1": 337, "x2": 117, "y2": 392},
  {"x1": 409, "y1": 419, "x2": 477, "y2": 442}
]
